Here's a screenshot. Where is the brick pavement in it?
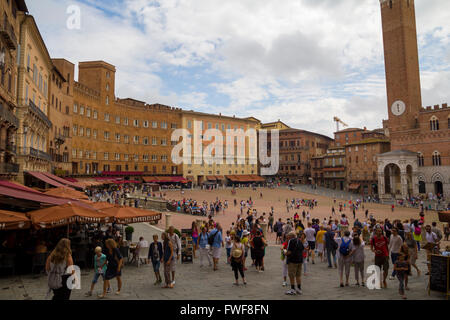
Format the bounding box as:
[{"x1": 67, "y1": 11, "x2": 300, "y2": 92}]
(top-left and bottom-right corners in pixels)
[{"x1": 0, "y1": 222, "x2": 445, "y2": 300}]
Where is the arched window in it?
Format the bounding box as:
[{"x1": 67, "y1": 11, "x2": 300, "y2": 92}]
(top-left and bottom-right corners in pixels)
[
  {"x1": 430, "y1": 116, "x2": 439, "y2": 131},
  {"x1": 417, "y1": 152, "x2": 424, "y2": 167},
  {"x1": 432, "y1": 151, "x2": 441, "y2": 166}
]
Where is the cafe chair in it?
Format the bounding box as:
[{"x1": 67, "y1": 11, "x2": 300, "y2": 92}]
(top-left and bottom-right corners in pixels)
[{"x1": 137, "y1": 247, "x2": 149, "y2": 267}]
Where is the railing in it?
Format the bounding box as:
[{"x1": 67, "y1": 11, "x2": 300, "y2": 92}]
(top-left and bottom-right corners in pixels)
[
  {"x1": 0, "y1": 17, "x2": 17, "y2": 50},
  {"x1": 28, "y1": 100, "x2": 52, "y2": 128},
  {"x1": 0, "y1": 103, "x2": 19, "y2": 128},
  {"x1": 54, "y1": 133, "x2": 66, "y2": 144},
  {"x1": 0, "y1": 162, "x2": 19, "y2": 174},
  {"x1": 20, "y1": 147, "x2": 51, "y2": 162}
]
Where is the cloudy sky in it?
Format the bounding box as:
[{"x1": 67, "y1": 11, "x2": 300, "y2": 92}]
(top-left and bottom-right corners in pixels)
[{"x1": 29, "y1": 0, "x2": 450, "y2": 137}]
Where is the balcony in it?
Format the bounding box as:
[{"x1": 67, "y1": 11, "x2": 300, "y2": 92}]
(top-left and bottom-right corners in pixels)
[
  {"x1": 28, "y1": 100, "x2": 52, "y2": 128},
  {"x1": 0, "y1": 17, "x2": 18, "y2": 50},
  {"x1": 0, "y1": 103, "x2": 19, "y2": 128},
  {"x1": 20, "y1": 147, "x2": 51, "y2": 162},
  {"x1": 0, "y1": 162, "x2": 19, "y2": 174},
  {"x1": 54, "y1": 133, "x2": 66, "y2": 145}
]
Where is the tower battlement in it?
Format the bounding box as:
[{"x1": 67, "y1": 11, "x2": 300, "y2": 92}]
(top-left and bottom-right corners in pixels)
[
  {"x1": 421, "y1": 103, "x2": 449, "y2": 112},
  {"x1": 380, "y1": 0, "x2": 412, "y2": 9}
]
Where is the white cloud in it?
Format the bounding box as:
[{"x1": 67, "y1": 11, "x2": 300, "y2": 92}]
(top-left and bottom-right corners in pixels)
[{"x1": 27, "y1": 0, "x2": 450, "y2": 137}]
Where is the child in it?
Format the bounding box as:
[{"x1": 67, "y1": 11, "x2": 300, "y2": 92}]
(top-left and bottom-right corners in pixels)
[
  {"x1": 85, "y1": 246, "x2": 107, "y2": 296},
  {"x1": 149, "y1": 234, "x2": 163, "y2": 285},
  {"x1": 225, "y1": 231, "x2": 233, "y2": 264},
  {"x1": 394, "y1": 254, "x2": 409, "y2": 299}
]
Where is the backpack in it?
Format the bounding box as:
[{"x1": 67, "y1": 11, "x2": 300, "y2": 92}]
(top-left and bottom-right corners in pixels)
[
  {"x1": 47, "y1": 262, "x2": 66, "y2": 290},
  {"x1": 339, "y1": 239, "x2": 351, "y2": 256},
  {"x1": 208, "y1": 230, "x2": 218, "y2": 246},
  {"x1": 414, "y1": 227, "x2": 421, "y2": 236}
]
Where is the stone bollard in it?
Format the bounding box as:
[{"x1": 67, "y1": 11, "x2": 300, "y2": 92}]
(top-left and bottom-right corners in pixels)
[
  {"x1": 165, "y1": 213, "x2": 172, "y2": 231},
  {"x1": 260, "y1": 222, "x2": 268, "y2": 239}
]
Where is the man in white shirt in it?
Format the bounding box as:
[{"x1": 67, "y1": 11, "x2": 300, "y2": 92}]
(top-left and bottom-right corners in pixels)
[
  {"x1": 304, "y1": 223, "x2": 316, "y2": 264},
  {"x1": 388, "y1": 228, "x2": 403, "y2": 280}
]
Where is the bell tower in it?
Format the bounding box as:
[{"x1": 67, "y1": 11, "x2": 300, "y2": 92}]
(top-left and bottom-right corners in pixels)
[{"x1": 380, "y1": 0, "x2": 422, "y2": 132}]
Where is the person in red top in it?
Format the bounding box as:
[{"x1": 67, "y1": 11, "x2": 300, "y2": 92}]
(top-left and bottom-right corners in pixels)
[{"x1": 370, "y1": 227, "x2": 390, "y2": 288}]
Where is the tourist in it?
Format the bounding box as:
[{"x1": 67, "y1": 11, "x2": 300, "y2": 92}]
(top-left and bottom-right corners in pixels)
[
  {"x1": 99, "y1": 238, "x2": 123, "y2": 298},
  {"x1": 281, "y1": 236, "x2": 289, "y2": 287},
  {"x1": 350, "y1": 235, "x2": 365, "y2": 286},
  {"x1": 389, "y1": 228, "x2": 403, "y2": 280},
  {"x1": 444, "y1": 223, "x2": 450, "y2": 241},
  {"x1": 85, "y1": 246, "x2": 107, "y2": 297},
  {"x1": 274, "y1": 218, "x2": 283, "y2": 244},
  {"x1": 191, "y1": 221, "x2": 199, "y2": 259},
  {"x1": 424, "y1": 225, "x2": 439, "y2": 275},
  {"x1": 431, "y1": 222, "x2": 443, "y2": 243},
  {"x1": 168, "y1": 226, "x2": 181, "y2": 285},
  {"x1": 399, "y1": 243, "x2": 411, "y2": 290},
  {"x1": 210, "y1": 223, "x2": 224, "y2": 271},
  {"x1": 135, "y1": 236, "x2": 149, "y2": 264},
  {"x1": 161, "y1": 232, "x2": 174, "y2": 288},
  {"x1": 393, "y1": 253, "x2": 409, "y2": 299},
  {"x1": 304, "y1": 223, "x2": 316, "y2": 264},
  {"x1": 316, "y1": 226, "x2": 326, "y2": 262},
  {"x1": 412, "y1": 220, "x2": 422, "y2": 251},
  {"x1": 285, "y1": 231, "x2": 304, "y2": 295},
  {"x1": 404, "y1": 232, "x2": 420, "y2": 276},
  {"x1": 149, "y1": 234, "x2": 163, "y2": 285},
  {"x1": 225, "y1": 230, "x2": 233, "y2": 264},
  {"x1": 250, "y1": 231, "x2": 266, "y2": 272},
  {"x1": 268, "y1": 213, "x2": 274, "y2": 233},
  {"x1": 241, "y1": 230, "x2": 250, "y2": 270},
  {"x1": 325, "y1": 227, "x2": 338, "y2": 268},
  {"x1": 337, "y1": 231, "x2": 352, "y2": 287},
  {"x1": 370, "y1": 227, "x2": 389, "y2": 288},
  {"x1": 46, "y1": 238, "x2": 74, "y2": 300},
  {"x1": 197, "y1": 227, "x2": 211, "y2": 267},
  {"x1": 231, "y1": 235, "x2": 246, "y2": 286}
]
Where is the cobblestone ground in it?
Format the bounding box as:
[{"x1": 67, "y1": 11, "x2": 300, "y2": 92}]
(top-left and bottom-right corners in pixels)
[{"x1": 0, "y1": 222, "x2": 445, "y2": 300}]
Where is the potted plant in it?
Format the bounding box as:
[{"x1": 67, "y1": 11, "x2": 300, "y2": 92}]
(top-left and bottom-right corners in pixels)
[{"x1": 125, "y1": 225, "x2": 134, "y2": 241}]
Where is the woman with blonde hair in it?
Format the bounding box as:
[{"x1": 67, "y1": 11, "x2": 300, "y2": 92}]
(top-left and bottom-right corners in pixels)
[
  {"x1": 46, "y1": 238, "x2": 74, "y2": 300},
  {"x1": 99, "y1": 238, "x2": 123, "y2": 298}
]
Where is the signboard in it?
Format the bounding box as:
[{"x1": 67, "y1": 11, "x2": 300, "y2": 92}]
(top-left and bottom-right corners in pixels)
[
  {"x1": 429, "y1": 254, "x2": 449, "y2": 299},
  {"x1": 180, "y1": 228, "x2": 194, "y2": 264}
]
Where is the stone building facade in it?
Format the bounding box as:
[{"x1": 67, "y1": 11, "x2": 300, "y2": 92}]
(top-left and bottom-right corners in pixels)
[
  {"x1": 15, "y1": 13, "x2": 52, "y2": 183},
  {"x1": 277, "y1": 129, "x2": 332, "y2": 184},
  {"x1": 48, "y1": 59, "x2": 73, "y2": 176},
  {"x1": 0, "y1": 0, "x2": 27, "y2": 179},
  {"x1": 180, "y1": 111, "x2": 259, "y2": 185},
  {"x1": 378, "y1": 0, "x2": 450, "y2": 199},
  {"x1": 71, "y1": 61, "x2": 183, "y2": 176}
]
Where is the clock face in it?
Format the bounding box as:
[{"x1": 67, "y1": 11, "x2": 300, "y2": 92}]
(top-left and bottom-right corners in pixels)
[{"x1": 391, "y1": 100, "x2": 406, "y2": 116}]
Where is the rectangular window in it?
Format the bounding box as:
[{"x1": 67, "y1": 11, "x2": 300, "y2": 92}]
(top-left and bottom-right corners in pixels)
[
  {"x1": 152, "y1": 155, "x2": 157, "y2": 162},
  {"x1": 187, "y1": 121, "x2": 192, "y2": 129},
  {"x1": 143, "y1": 155, "x2": 149, "y2": 162},
  {"x1": 124, "y1": 154, "x2": 129, "y2": 161},
  {"x1": 73, "y1": 103, "x2": 78, "y2": 113},
  {"x1": 133, "y1": 136, "x2": 139, "y2": 144},
  {"x1": 134, "y1": 154, "x2": 139, "y2": 162},
  {"x1": 115, "y1": 153, "x2": 120, "y2": 161},
  {"x1": 79, "y1": 127, "x2": 84, "y2": 136},
  {"x1": 124, "y1": 135, "x2": 129, "y2": 144},
  {"x1": 115, "y1": 116, "x2": 120, "y2": 124},
  {"x1": 161, "y1": 138, "x2": 167, "y2": 146},
  {"x1": 161, "y1": 155, "x2": 168, "y2": 162},
  {"x1": 143, "y1": 137, "x2": 149, "y2": 145},
  {"x1": 104, "y1": 113, "x2": 110, "y2": 122},
  {"x1": 115, "y1": 133, "x2": 120, "y2": 142},
  {"x1": 73, "y1": 125, "x2": 77, "y2": 135},
  {"x1": 161, "y1": 121, "x2": 167, "y2": 129},
  {"x1": 72, "y1": 149, "x2": 76, "y2": 158},
  {"x1": 152, "y1": 137, "x2": 157, "y2": 145},
  {"x1": 86, "y1": 128, "x2": 91, "y2": 137},
  {"x1": 104, "y1": 153, "x2": 109, "y2": 160},
  {"x1": 79, "y1": 106, "x2": 84, "y2": 115},
  {"x1": 93, "y1": 111, "x2": 98, "y2": 119},
  {"x1": 134, "y1": 119, "x2": 139, "y2": 127},
  {"x1": 152, "y1": 121, "x2": 157, "y2": 128},
  {"x1": 123, "y1": 118, "x2": 129, "y2": 126},
  {"x1": 143, "y1": 120, "x2": 149, "y2": 128},
  {"x1": 86, "y1": 108, "x2": 91, "y2": 118},
  {"x1": 93, "y1": 130, "x2": 97, "y2": 139},
  {"x1": 104, "y1": 131, "x2": 110, "y2": 141}
]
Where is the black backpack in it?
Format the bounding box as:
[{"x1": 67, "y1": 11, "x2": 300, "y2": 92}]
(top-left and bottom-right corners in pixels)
[{"x1": 208, "y1": 230, "x2": 218, "y2": 246}]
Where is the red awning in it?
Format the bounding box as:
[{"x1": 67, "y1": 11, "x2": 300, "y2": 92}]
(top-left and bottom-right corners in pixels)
[
  {"x1": 41, "y1": 172, "x2": 83, "y2": 189},
  {"x1": 26, "y1": 172, "x2": 68, "y2": 188},
  {"x1": 0, "y1": 185, "x2": 70, "y2": 205},
  {"x1": 101, "y1": 171, "x2": 143, "y2": 176},
  {"x1": 0, "y1": 181, "x2": 42, "y2": 194}
]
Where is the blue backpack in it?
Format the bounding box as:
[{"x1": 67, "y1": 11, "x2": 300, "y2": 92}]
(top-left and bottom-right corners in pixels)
[{"x1": 339, "y1": 239, "x2": 351, "y2": 256}]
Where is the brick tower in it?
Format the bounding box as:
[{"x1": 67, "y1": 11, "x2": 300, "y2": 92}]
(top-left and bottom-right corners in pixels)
[{"x1": 380, "y1": 0, "x2": 422, "y2": 134}]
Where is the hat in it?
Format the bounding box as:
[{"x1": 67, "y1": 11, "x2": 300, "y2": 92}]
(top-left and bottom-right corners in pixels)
[
  {"x1": 242, "y1": 230, "x2": 250, "y2": 236},
  {"x1": 232, "y1": 248, "x2": 243, "y2": 259}
]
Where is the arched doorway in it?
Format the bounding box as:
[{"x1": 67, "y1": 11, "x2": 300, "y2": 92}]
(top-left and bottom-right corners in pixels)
[
  {"x1": 384, "y1": 163, "x2": 401, "y2": 195},
  {"x1": 435, "y1": 181, "x2": 443, "y2": 196},
  {"x1": 418, "y1": 181, "x2": 426, "y2": 194}
]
